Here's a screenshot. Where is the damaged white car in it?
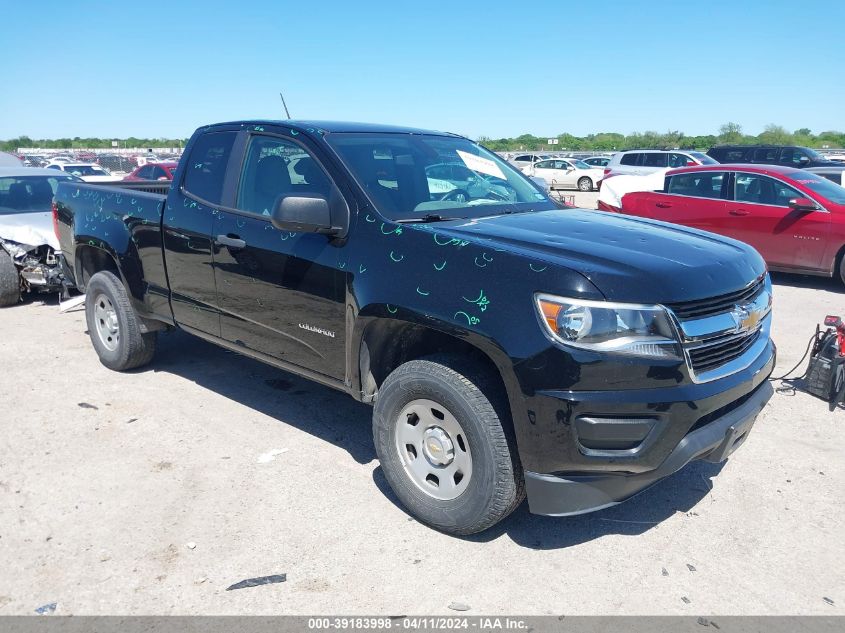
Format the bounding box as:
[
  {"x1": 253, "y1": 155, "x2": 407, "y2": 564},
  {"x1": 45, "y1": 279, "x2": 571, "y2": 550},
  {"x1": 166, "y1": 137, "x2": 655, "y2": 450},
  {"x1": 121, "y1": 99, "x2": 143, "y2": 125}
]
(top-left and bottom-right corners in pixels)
[{"x1": 0, "y1": 168, "x2": 80, "y2": 306}]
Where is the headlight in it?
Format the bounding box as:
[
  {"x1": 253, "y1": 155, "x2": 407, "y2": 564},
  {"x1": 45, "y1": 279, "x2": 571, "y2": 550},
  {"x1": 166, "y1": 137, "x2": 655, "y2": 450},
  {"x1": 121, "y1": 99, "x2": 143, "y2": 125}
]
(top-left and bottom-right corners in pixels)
[{"x1": 535, "y1": 293, "x2": 681, "y2": 359}]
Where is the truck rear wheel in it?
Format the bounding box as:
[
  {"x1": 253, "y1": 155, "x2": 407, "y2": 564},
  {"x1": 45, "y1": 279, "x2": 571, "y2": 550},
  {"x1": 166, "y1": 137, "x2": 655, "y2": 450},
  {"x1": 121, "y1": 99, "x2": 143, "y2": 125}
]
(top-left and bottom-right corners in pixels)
[
  {"x1": 0, "y1": 250, "x2": 20, "y2": 307},
  {"x1": 85, "y1": 270, "x2": 157, "y2": 371},
  {"x1": 373, "y1": 356, "x2": 524, "y2": 535}
]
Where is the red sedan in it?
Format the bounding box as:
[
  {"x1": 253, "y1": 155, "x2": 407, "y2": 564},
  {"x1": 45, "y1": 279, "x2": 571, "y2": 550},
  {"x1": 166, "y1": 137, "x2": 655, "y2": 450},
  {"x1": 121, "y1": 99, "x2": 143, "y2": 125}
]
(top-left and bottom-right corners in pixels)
[
  {"x1": 123, "y1": 162, "x2": 179, "y2": 181},
  {"x1": 611, "y1": 164, "x2": 845, "y2": 283}
]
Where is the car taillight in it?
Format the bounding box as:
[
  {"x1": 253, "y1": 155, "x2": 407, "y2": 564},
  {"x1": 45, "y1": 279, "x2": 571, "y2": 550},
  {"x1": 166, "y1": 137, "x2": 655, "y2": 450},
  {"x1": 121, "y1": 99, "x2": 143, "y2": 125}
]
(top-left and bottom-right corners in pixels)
[
  {"x1": 52, "y1": 201, "x2": 61, "y2": 242},
  {"x1": 603, "y1": 168, "x2": 611, "y2": 176}
]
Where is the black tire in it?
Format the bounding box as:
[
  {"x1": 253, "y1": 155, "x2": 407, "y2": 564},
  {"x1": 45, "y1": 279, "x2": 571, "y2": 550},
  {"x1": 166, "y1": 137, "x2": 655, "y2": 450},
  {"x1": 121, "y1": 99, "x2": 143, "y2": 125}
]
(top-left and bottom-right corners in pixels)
[
  {"x1": 838, "y1": 252, "x2": 845, "y2": 286},
  {"x1": 85, "y1": 270, "x2": 157, "y2": 371},
  {"x1": 0, "y1": 249, "x2": 20, "y2": 307},
  {"x1": 373, "y1": 355, "x2": 525, "y2": 535},
  {"x1": 577, "y1": 176, "x2": 593, "y2": 192}
]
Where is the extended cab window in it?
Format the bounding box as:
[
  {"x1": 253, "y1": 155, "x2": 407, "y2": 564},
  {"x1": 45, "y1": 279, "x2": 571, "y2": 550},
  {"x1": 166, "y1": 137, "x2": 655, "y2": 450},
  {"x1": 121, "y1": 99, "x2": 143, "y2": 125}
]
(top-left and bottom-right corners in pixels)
[
  {"x1": 183, "y1": 131, "x2": 236, "y2": 205},
  {"x1": 620, "y1": 153, "x2": 640, "y2": 166},
  {"x1": 734, "y1": 174, "x2": 802, "y2": 206},
  {"x1": 667, "y1": 172, "x2": 725, "y2": 199},
  {"x1": 236, "y1": 135, "x2": 333, "y2": 217}
]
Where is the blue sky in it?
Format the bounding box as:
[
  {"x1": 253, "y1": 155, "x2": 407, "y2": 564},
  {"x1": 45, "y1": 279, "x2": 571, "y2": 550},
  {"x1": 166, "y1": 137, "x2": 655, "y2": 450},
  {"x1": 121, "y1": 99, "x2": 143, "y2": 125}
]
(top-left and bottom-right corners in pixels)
[{"x1": 2, "y1": 0, "x2": 843, "y2": 140}]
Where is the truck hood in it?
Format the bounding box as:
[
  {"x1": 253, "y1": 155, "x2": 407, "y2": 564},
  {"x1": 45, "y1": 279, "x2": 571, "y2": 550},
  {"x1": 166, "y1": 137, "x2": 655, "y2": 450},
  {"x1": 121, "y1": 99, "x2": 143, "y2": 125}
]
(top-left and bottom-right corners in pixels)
[
  {"x1": 435, "y1": 209, "x2": 766, "y2": 303},
  {"x1": 0, "y1": 212, "x2": 59, "y2": 250}
]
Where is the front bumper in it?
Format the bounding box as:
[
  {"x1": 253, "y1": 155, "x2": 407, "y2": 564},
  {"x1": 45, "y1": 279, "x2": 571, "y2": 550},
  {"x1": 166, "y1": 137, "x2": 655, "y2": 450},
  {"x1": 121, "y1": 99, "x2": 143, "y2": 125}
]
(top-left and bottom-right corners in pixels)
[{"x1": 524, "y1": 378, "x2": 773, "y2": 516}]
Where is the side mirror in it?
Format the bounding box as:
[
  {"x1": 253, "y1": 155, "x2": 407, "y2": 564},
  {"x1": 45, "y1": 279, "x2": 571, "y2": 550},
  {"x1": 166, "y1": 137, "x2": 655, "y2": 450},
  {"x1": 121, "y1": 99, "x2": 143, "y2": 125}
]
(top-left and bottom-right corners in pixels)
[
  {"x1": 788, "y1": 197, "x2": 819, "y2": 212},
  {"x1": 271, "y1": 193, "x2": 337, "y2": 234},
  {"x1": 798, "y1": 155, "x2": 810, "y2": 164}
]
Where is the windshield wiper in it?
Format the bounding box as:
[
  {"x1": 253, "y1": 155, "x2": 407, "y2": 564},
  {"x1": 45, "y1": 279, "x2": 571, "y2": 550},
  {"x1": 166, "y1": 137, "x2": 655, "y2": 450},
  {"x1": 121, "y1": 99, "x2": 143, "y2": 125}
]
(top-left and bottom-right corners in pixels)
[{"x1": 395, "y1": 214, "x2": 462, "y2": 224}]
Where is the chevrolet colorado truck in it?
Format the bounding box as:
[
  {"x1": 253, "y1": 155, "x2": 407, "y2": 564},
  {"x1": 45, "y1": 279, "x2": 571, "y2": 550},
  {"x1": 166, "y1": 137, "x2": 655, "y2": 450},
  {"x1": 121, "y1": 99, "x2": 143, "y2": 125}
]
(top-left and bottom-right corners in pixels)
[{"x1": 54, "y1": 120, "x2": 775, "y2": 535}]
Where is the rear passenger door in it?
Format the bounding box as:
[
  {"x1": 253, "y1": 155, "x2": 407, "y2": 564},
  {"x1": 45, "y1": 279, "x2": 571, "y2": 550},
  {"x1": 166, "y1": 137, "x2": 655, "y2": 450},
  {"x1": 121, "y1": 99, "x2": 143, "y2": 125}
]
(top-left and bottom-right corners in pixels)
[
  {"x1": 212, "y1": 132, "x2": 348, "y2": 380},
  {"x1": 635, "y1": 171, "x2": 728, "y2": 229},
  {"x1": 164, "y1": 129, "x2": 238, "y2": 336},
  {"x1": 727, "y1": 172, "x2": 829, "y2": 270}
]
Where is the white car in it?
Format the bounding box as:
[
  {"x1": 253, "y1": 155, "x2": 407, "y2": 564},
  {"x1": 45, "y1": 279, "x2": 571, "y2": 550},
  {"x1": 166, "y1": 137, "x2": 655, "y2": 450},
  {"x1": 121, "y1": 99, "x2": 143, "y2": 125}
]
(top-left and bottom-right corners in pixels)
[
  {"x1": 46, "y1": 162, "x2": 122, "y2": 183},
  {"x1": 605, "y1": 149, "x2": 717, "y2": 177},
  {"x1": 521, "y1": 158, "x2": 603, "y2": 191}
]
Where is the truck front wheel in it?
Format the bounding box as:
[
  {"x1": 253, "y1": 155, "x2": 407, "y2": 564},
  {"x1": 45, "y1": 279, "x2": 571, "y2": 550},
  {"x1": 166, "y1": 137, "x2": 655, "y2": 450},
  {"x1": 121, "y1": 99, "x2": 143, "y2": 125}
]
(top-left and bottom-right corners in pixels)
[
  {"x1": 85, "y1": 270, "x2": 157, "y2": 371},
  {"x1": 0, "y1": 250, "x2": 20, "y2": 307},
  {"x1": 373, "y1": 356, "x2": 524, "y2": 535}
]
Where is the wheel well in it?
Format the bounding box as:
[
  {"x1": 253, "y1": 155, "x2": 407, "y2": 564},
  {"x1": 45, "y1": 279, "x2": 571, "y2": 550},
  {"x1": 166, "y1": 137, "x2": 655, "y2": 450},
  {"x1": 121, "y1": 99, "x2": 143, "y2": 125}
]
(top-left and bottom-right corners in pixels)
[
  {"x1": 76, "y1": 245, "x2": 119, "y2": 290},
  {"x1": 359, "y1": 321, "x2": 507, "y2": 404}
]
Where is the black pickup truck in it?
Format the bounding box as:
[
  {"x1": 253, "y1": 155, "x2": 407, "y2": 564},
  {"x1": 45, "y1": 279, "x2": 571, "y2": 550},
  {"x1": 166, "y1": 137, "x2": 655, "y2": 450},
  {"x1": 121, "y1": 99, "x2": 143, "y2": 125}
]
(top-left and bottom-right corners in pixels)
[{"x1": 55, "y1": 120, "x2": 775, "y2": 535}]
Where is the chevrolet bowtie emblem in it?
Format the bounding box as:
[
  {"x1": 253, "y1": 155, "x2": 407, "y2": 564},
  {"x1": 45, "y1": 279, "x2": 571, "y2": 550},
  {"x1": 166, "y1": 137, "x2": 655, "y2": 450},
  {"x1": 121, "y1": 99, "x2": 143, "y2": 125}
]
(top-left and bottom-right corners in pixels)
[{"x1": 731, "y1": 303, "x2": 761, "y2": 334}]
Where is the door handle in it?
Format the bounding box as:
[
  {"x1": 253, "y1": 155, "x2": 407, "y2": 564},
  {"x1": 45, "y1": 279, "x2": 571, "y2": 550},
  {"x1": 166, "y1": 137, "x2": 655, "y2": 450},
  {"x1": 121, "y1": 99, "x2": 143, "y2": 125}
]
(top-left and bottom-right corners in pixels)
[
  {"x1": 216, "y1": 234, "x2": 246, "y2": 248},
  {"x1": 655, "y1": 202, "x2": 672, "y2": 208},
  {"x1": 729, "y1": 209, "x2": 750, "y2": 216}
]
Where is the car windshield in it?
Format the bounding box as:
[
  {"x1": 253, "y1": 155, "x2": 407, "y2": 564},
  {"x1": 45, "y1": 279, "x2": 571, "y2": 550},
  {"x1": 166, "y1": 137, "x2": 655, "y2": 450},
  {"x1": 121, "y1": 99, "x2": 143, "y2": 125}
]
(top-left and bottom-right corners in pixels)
[
  {"x1": 792, "y1": 173, "x2": 845, "y2": 204},
  {"x1": 0, "y1": 175, "x2": 77, "y2": 214},
  {"x1": 326, "y1": 133, "x2": 555, "y2": 221},
  {"x1": 690, "y1": 152, "x2": 719, "y2": 165}
]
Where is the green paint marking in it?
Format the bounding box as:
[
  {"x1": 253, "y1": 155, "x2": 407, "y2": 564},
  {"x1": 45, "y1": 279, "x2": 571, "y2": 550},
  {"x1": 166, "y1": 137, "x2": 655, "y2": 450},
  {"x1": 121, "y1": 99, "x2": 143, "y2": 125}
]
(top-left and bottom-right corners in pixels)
[
  {"x1": 433, "y1": 260, "x2": 447, "y2": 271},
  {"x1": 386, "y1": 305, "x2": 398, "y2": 314},
  {"x1": 454, "y1": 311, "x2": 480, "y2": 326},
  {"x1": 529, "y1": 263, "x2": 547, "y2": 272},
  {"x1": 416, "y1": 287, "x2": 430, "y2": 296},
  {"x1": 389, "y1": 251, "x2": 404, "y2": 262},
  {"x1": 463, "y1": 290, "x2": 490, "y2": 312}
]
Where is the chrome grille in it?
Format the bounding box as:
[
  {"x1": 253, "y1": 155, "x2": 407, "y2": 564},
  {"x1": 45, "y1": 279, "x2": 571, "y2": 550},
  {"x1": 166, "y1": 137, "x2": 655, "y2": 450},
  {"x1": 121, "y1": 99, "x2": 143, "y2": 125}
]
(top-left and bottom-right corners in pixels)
[
  {"x1": 687, "y1": 329, "x2": 762, "y2": 374},
  {"x1": 665, "y1": 276, "x2": 766, "y2": 320}
]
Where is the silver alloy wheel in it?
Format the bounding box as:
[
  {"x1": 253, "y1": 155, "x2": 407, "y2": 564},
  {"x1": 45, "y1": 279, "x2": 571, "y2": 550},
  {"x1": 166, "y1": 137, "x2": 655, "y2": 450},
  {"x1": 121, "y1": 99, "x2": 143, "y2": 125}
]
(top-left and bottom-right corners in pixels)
[
  {"x1": 578, "y1": 177, "x2": 592, "y2": 191},
  {"x1": 93, "y1": 293, "x2": 120, "y2": 352},
  {"x1": 394, "y1": 398, "x2": 473, "y2": 500}
]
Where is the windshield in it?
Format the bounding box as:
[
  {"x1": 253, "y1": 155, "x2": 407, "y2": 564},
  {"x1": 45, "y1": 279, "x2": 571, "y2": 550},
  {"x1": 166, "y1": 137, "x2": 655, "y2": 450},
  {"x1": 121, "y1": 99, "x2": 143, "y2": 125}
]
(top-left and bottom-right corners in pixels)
[
  {"x1": 0, "y1": 175, "x2": 77, "y2": 214},
  {"x1": 792, "y1": 173, "x2": 845, "y2": 204},
  {"x1": 690, "y1": 152, "x2": 719, "y2": 165},
  {"x1": 326, "y1": 133, "x2": 555, "y2": 221}
]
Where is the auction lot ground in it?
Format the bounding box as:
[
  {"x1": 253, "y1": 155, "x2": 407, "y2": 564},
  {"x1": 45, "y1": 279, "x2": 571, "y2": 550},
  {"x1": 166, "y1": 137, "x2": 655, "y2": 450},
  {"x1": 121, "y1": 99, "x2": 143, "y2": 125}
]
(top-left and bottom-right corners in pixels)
[{"x1": 1, "y1": 229, "x2": 843, "y2": 614}]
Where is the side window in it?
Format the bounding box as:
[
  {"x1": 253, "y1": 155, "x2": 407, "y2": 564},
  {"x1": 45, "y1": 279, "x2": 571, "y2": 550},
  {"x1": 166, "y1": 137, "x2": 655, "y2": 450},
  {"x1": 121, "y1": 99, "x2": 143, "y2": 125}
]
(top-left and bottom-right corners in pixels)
[
  {"x1": 668, "y1": 153, "x2": 690, "y2": 168},
  {"x1": 151, "y1": 166, "x2": 167, "y2": 179},
  {"x1": 642, "y1": 153, "x2": 668, "y2": 168},
  {"x1": 182, "y1": 131, "x2": 236, "y2": 205},
  {"x1": 557, "y1": 161, "x2": 572, "y2": 170},
  {"x1": 236, "y1": 135, "x2": 332, "y2": 217},
  {"x1": 779, "y1": 148, "x2": 808, "y2": 166},
  {"x1": 534, "y1": 160, "x2": 552, "y2": 169},
  {"x1": 668, "y1": 172, "x2": 725, "y2": 199},
  {"x1": 515, "y1": 155, "x2": 531, "y2": 162},
  {"x1": 620, "y1": 153, "x2": 639, "y2": 166},
  {"x1": 752, "y1": 148, "x2": 779, "y2": 163},
  {"x1": 724, "y1": 149, "x2": 747, "y2": 162},
  {"x1": 735, "y1": 174, "x2": 799, "y2": 206},
  {"x1": 136, "y1": 165, "x2": 153, "y2": 179},
  {"x1": 47, "y1": 164, "x2": 61, "y2": 170}
]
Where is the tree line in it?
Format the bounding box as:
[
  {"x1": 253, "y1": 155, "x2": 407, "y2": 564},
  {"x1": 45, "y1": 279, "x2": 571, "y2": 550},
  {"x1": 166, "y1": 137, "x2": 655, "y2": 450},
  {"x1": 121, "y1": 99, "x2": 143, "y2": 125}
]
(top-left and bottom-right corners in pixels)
[
  {"x1": 3, "y1": 123, "x2": 844, "y2": 154},
  {"x1": 477, "y1": 123, "x2": 845, "y2": 152},
  {"x1": 0, "y1": 136, "x2": 189, "y2": 152}
]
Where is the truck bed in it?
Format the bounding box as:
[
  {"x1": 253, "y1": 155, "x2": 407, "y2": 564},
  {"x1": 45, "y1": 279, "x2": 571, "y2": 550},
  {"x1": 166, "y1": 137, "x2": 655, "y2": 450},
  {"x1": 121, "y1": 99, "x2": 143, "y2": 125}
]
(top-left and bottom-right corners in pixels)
[{"x1": 54, "y1": 181, "x2": 172, "y2": 323}]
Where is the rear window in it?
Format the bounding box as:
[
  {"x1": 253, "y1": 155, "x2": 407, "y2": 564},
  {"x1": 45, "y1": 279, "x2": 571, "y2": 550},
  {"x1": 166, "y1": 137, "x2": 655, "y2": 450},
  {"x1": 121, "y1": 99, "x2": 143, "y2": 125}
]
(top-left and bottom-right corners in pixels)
[
  {"x1": 620, "y1": 153, "x2": 640, "y2": 166},
  {"x1": 689, "y1": 152, "x2": 718, "y2": 165},
  {"x1": 0, "y1": 175, "x2": 77, "y2": 214},
  {"x1": 182, "y1": 131, "x2": 237, "y2": 205}
]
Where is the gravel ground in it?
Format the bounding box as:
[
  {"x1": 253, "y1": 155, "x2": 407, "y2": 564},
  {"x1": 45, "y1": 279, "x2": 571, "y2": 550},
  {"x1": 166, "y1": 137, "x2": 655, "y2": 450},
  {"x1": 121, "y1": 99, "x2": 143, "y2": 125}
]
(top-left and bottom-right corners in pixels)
[{"x1": 0, "y1": 270, "x2": 843, "y2": 616}]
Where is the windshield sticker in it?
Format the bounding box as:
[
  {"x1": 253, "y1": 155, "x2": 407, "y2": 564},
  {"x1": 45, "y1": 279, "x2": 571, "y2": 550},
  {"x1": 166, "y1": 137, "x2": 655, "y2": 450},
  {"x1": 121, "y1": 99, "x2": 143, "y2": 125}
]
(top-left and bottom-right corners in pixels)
[{"x1": 456, "y1": 150, "x2": 506, "y2": 180}]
